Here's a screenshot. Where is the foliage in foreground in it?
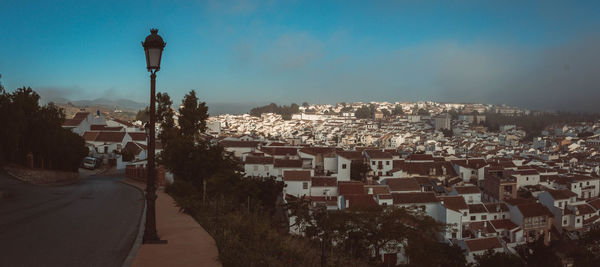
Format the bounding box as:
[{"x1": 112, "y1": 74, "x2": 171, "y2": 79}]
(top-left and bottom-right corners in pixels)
[{"x1": 0, "y1": 76, "x2": 87, "y2": 171}]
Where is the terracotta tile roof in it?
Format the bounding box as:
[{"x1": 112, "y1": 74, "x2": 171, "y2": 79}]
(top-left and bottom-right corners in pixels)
[
  {"x1": 82, "y1": 131, "x2": 100, "y2": 142},
  {"x1": 62, "y1": 112, "x2": 89, "y2": 126},
  {"x1": 311, "y1": 177, "x2": 337, "y2": 187},
  {"x1": 365, "y1": 150, "x2": 393, "y2": 159},
  {"x1": 274, "y1": 159, "x2": 303, "y2": 168},
  {"x1": 438, "y1": 196, "x2": 468, "y2": 212},
  {"x1": 393, "y1": 161, "x2": 457, "y2": 177},
  {"x1": 261, "y1": 146, "x2": 298, "y2": 156},
  {"x1": 346, "y1": 194, "x2": 378, "y2": 209},
  {"x1": 455, "y1": 186, "x2": 481, "y2": 195},
  {"x1": 283, "y1": 170, "x2": 311, "y2": 181},
  {"x1": 484, "y1": 203, "x2": 509, "y2": 212},
  {"x1": 515, "y1": 169, "x2": 540, "y2": 176},
  {"x1": 245, "y1": 156, "x2": 274, "y2": 165},
  {"x1": 575, "y1": 204, "x2": 596, "y2": 215},
  {"x1": 517, "y1": 203, "x2": 553, "y2": 218},
  {"x1": 336, "y1": 151, "x2": 363, "y2": 160},
  {"x1": 504, "y1": 198, "x2": 532, "y2": 206},
  {"x1": 123, "y1": 142, "x2": 143, "y2": 156},
  {"x1": 464, "y1": 237, "x2": 503, "y2": 252},
  {"x1": 392, "y1": 192, "x2": 439, "y2": 205},
  {"x1": 364, "y1": 185, "x2": 390, "y2": 195},
  {"x1": 407, "y1": 154, "x2": 434, "y2": 161},
  {"x1": 469, "y1": 221, "x2": 497, "y2": 234},
  {"x1": 547, "y1": 189, "x2": 577, "y2": 200},
  {"x1": 468, "y1": 204, "x2": 487, "y2": 214},
  {"x1": 128, "y1": 132, "x2": 147, "y2": 141},
  {"x1": 110, "y1": 118, "x2": 134, "y2": 127},
  {"x1": 299, "y1": 147, "x2": 335, "y2": 156},
  {"x1": 338, "y1": 181, "x2": 365, "y2": 195},
  {"x1": 583, "y1": 215, "x2": 600, "y2": 225},
  {"x1": 94, "y1": 132, "x2": 126, "y2": 143},
  {"x1": 587, "y1": 199, "x2": 600, "y2": 210},
  {"x1": 90, "y1": 125, "x2": 123, "y2": 131},
  {"x1": 220, "y1": 140, "x2": 260, "y2": 148},
  {"x1": 489, "y1": 219, "x2": 519, "y2": 230},
  {"x1": 384, "y1": 178, "x2": 421, "y2": 192}
]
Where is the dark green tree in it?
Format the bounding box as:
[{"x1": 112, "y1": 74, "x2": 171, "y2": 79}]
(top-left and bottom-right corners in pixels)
[
  {"x1": 350, "y1": 160, "x2": 370, "y2": 181},
  {"x1": 392, "y1": 104, "x2": 404, "y2": 116},
  {"x1": 515, "y1": 238, "x2": 560, "y2": 267},
  {"x1": 474, "y1": 249, "x2": 525, "y2": 267},
  {"x1": 355, "y1": 105, "x2": 371, "y2": 119},
  {"x1": 135, "y1": 107, "x2": 149, "y2": 122}
]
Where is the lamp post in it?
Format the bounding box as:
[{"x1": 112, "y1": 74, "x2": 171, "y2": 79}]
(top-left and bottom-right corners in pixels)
[{"x1": 142, "y1": 28, "x2": 166, "y2": 244}]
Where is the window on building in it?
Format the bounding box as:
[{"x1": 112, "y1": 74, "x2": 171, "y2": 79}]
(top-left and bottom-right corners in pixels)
[
  {"x1": 587, "y1": 181, "x2": 590, "y2": 185},
  {"x1": 372, "y1": 161, "x2": 376, "y2": 165},
  {"x1": 452, "y1": 232, "x2": 457, "y2": 238},
  {"x1": 463, "y1": 212, "x2": 468, "y2": 216},
  {"x1": 563, "y1": 220, "x2": 567, "y2": 225},
  {"x1": 386, "y1": 161, "x2": 390, "y2": 165},
  {"x1": 303, "y1": 182, "x2": 308, "y2": 189},
  {"x1": 526, "y1": 177, "x2": 529, "y2": 181},
  {"x1": 342, "y1": 164, "x2": 347, "y2": 169},
  {"x1": 482, "y1": 215, "x2": 487, "y2": 220},
  {"x1": 502, "y1": 214, "x2": 506, "y2": 219},
  {"x1": 471, "y1": 216, "x2": 476, "y2": 221},
  {"x1": 577, "y1": 218, "x2": 581, "y2": 223},
  {"x1": 494, "y1": 215, "x2": 497, "y2": 219},
  {"x1": 558, "y1": 202, "x2": 562, "y2": 207}
]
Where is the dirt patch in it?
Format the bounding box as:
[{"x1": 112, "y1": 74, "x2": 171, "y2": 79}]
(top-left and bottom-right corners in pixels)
[{"x1": 4, "y1": 165, "x2": 80, "y2": 186}]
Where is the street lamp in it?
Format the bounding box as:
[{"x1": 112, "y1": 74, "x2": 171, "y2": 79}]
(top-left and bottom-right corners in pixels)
[{"x1": 142, "y1": 28, "x2": 166, "y2": 244}]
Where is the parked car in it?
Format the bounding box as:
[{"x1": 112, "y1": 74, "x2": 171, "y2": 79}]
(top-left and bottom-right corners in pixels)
[{"x1": 82, "y1": 157, "x2": 98, "y2": 170}]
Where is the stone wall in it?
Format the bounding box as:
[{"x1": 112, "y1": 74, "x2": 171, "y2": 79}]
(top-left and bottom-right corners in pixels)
[
  {"x1": 4, "y1": 165, "x2": 80, "y2": 185},
  {"x1": 125, "y1": 165, "x2": 166, "y2": 186}
]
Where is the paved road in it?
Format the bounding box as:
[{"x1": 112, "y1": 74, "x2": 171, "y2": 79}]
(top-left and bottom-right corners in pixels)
[{"x1": 0, "y1": 172, "x2": 144, "y2": 267}]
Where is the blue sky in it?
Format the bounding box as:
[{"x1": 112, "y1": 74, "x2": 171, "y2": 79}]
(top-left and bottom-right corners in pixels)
[{"x1": 1, "y1": 0, "x2": 600, "y2": 111}]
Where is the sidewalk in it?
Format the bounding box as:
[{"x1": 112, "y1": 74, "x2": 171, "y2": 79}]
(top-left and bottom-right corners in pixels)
[{"x1": 123, "y1": 178, "x2": 221, "y2": 267}]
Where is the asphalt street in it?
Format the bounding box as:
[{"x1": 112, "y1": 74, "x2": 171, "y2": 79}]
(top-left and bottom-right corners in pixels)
[{"x1": 0, "y1": 172, "x2": 144, "y2": 267}]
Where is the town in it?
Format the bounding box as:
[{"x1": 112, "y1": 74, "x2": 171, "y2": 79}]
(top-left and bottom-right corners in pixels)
[{"x1": 61, "y1": 100, "x2": 600, "y2": 266}]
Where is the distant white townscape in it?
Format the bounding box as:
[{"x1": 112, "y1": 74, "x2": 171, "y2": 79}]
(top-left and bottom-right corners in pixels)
[{"x1": 64, "y1": 100, "x2": 600, "y2": 265}]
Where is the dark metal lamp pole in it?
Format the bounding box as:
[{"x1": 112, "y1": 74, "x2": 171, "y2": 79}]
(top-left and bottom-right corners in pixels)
[{"x1": 142, "y1": 28, "x2": 167, "y2": 244}]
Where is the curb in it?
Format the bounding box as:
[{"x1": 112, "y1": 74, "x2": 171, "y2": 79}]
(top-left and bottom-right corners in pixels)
[
  {"x1": 120, "y1": 179, "x2": 147, "y2": 267},
  {"x1": 4, "y1": 168, "x2": 80, "y2": 187}
]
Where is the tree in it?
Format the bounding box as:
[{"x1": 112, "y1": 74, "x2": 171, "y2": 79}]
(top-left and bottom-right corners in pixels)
[
  {"x1": 474, "y1": 249, "x2": 525, "y2": 267},
  {"x1": 159, "y1": 90, "x2": 241, "y2": 199},
  {"x1": 441, "y1": 128, "x2": 453, "y2": 137},
  {"x1": 135, "y1": 107, "x2": 149, "y2": 122},
  {"x1": 515, "y1": 238, "x2": 560, "y2": 267},
  {"x1": 350, "y1": 160, "x2": 370, "y2": 181},
  {"x1": 156, "y1": 92, "x2": 176, "y2": 146},
  {"x1": 417, "y1": 108, "x2": 430, "y2": 116},
  {"x1": 392, "y1": 104, "x2": 404, "y2": 116},
  {"x1": 381, "y1": 108, "x2": 390, "y2": 117},
  {"x1": 0, "y1": 79, "x2": 87, "y2": 171},
  {"x1": 178, "y1": 90, "x2": 208, "y2": 139},
  {"x1": 249, "y1": 103, "x2": 300, "y2": 120},
  {"x1": 302, "y1": 102, "x2": 309, "y2": 107},
  {"x1": 355, "y1": 105, "x2": 371, "y2": 119}
]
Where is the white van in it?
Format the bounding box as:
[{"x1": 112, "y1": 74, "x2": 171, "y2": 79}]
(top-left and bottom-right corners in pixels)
[{"x1": 82, "y1": 157, "x2": 97, "y2": 169}]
